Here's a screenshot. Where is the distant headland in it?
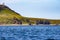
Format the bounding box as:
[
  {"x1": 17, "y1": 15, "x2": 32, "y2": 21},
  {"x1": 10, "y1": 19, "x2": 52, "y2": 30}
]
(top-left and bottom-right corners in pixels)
[{"x1": 0, "y1": 4, "x2": 60, "y2": 25}]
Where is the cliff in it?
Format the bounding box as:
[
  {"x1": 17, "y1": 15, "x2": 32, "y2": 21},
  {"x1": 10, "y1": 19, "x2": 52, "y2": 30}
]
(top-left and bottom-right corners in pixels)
[{"x1": 0, "y1": 4, "x2": 60, "y2": 24}]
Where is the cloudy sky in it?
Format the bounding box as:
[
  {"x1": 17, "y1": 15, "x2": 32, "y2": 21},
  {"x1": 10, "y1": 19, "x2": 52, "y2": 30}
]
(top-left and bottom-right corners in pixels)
[{"x1": 0, "y1": 0, "x2": 60, "y2": 19}]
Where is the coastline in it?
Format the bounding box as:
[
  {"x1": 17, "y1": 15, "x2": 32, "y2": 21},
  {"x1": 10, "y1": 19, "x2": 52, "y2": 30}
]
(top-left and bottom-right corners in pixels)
[{"x1": 0, "y1": 24, "x2": 60, "y2": 26}]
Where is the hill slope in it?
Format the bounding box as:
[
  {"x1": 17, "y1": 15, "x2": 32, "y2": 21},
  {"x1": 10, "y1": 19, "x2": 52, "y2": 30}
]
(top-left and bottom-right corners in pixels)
[
  {"x1": 0, "y1": 4, "x2": 60, "y2": 24},
  {"x1": 0, "y1": 5, "x2": 23, "y2": 24}
]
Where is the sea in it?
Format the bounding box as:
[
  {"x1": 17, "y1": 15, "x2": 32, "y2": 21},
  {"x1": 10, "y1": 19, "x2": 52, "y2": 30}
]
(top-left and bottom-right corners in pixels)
[{"x1": 0, "y1": 25, "x2": 60, "y2": 40}]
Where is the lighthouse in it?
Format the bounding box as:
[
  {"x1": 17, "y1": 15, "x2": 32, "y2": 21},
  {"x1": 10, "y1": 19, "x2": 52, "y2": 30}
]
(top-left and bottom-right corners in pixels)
[
  {"x1": 2, "y1": 3, "x2": 5, "y2": 5},
  {"x1": 0, "y1": 2, "x2": 5, "y2": 9},
  {"x1": 0, "y1": 2, "x2": 5, "y2": 5}
]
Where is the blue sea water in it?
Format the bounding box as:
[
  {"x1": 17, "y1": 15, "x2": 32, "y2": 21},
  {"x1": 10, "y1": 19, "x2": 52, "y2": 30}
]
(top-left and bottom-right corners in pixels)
[{"x1": 0, "y1": 25, "x2": 60, "y2": 40}]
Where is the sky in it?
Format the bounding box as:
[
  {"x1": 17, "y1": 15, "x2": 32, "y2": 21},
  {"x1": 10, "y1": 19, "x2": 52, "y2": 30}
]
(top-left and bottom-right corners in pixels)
[{"x1": 0, "y1": 0, "x2": 60, "y2": 19}]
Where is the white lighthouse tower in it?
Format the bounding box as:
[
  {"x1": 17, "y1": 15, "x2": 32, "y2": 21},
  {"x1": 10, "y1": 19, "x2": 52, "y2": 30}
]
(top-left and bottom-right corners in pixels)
[
  {"x1": 0, "y1": 2, "x2": 5, "y2": 5},
  {"x1": 2, "y1": 3, "x2": 5, "y2": 5}
]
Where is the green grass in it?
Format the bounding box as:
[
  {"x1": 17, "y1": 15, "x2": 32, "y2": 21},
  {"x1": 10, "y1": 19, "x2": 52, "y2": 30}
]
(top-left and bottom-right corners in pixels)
[{"x1": 0, "y1": 5, "x2": 60, "y2": 24}]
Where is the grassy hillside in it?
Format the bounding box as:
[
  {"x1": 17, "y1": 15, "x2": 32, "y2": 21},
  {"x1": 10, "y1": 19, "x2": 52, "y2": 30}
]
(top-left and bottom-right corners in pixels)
[
  {"x1": 0, "y1": 5, "x2": 23, "y2": 24},
  {"x1": 27, "y1": 18, "x2": 60, "y2": 24},
  {"x1": 0, "y1": 4, "x2": 60, "y2": 24}
]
